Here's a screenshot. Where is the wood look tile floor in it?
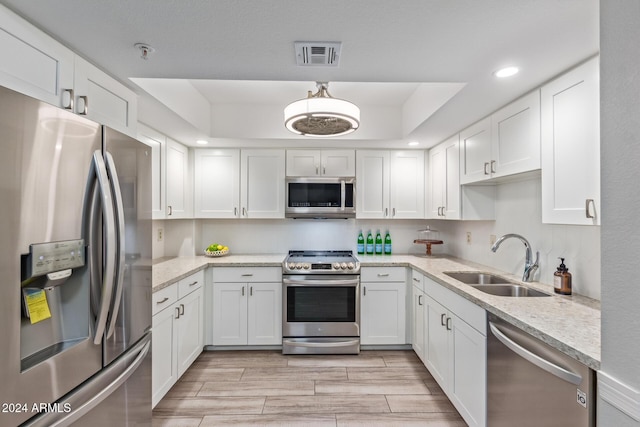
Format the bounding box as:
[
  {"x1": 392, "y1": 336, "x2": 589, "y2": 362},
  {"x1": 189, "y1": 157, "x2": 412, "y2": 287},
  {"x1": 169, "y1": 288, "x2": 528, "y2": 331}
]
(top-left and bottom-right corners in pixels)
[{"x1": 153, "y1": 350, "x2": 467, "y2": 427}]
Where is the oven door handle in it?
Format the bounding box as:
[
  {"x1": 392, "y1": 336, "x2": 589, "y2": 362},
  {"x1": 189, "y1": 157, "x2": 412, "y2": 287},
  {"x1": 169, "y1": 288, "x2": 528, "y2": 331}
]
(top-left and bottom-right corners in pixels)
[{"x1": 283, "y1": 278, "x2": 360, "y2": 287}]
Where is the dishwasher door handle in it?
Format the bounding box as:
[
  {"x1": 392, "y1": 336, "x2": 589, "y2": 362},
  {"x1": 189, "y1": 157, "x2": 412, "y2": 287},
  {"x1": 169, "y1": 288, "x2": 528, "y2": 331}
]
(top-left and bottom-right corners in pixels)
[{"x1": 489, "y1": 322, "x2": 582, "y2": 385}]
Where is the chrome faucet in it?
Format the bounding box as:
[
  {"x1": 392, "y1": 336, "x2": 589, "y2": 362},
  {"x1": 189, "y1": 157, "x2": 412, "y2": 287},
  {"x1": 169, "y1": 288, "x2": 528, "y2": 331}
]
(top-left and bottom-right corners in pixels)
[{"x1": 491, "y1": 233, "x2": 539, "y2": 282}]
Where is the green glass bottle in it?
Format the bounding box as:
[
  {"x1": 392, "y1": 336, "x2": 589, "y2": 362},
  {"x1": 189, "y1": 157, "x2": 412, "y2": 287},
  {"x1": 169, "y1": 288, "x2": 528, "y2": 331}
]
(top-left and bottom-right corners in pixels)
[
  {"x1": 357, "y1": 231, "x2": 365, "y2": 254},
  {"x1": 384, "y1": 231, "x2": 392, "y2": 255},
  {"x1": 366, "y1": 231, "x2": 374, "y2": 254},
  {"x1": 375, "y1": 230, "x2": 383, "y2": 254}
]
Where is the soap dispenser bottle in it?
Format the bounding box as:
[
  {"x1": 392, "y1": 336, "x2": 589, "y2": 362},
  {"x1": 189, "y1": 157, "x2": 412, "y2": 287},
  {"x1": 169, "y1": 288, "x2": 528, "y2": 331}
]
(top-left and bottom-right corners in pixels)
[{"x1": 553, "y1": 257, "x2": 572, "y2": 295}]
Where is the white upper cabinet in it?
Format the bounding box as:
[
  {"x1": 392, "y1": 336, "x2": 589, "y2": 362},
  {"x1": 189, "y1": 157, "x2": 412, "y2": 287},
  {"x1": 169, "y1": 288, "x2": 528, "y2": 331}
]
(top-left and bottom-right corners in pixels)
[
  {"x1": 73, "y1": 56, "x2": 137, "y2": 137},
  {"x1": 241, "y1": 149, "x2": 286, "y2": 218},
  {"x1": 491, "y1": 91, "x2": 541, "y2": 178},
  {"x1": 286, "y1": 149, "x2": 355, "y2": 176},
  {"x1": 428, "y1": 135, "x2": 461, "y2": 219},
  {"x1": 460, "y1": 118, "x2": 493, "y2": 184},
  {"x1": 194, "y1": 149, "x2": 240, "y2": 218},
  {"x1": 460, "y1": 91, "x2": 541, "y2": 184},
  {"x1": 356, "y1": 150, "x2": 424, "y2": 219},
  {"x1": 165, "y1": 139, "x2": 192, "y2": 219},
  {"x1": 390, "y1": 151, "x2": 425, "y2": 219},
  {"x1": 137, "y1": 124, "x2": 166, "y2": 220},
  {"x1": 0, "y1": 5, "x2": 74, "y2": 107},
  {"x1": 541, "y1": 57, "x2": 600, "y2": 225},
  {"x1": 0, "y1": 6, "x2": 137, "y2": 137}
]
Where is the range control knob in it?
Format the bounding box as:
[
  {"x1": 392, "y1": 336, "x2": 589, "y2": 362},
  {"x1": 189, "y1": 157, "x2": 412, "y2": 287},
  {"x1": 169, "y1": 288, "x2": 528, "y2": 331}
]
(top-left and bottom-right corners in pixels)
[
  {"x1": 347, "y1": 262, "x2": 355, "y2": 270},
  {"x1": 303, "y1": 263, "x2": 311, "y2": 270},
  {"x1": 332, "y1": 262, "x2": 341, "y2": 270},
  {"x1": 287, "y1": 263, "x2": 295, "y2": 270},
  {"x1": 340, "y1": 262, "x2": 347, "y2": 269},
  {"x1": 295, "y1": 263, "x2": 303, "y2": 270}
]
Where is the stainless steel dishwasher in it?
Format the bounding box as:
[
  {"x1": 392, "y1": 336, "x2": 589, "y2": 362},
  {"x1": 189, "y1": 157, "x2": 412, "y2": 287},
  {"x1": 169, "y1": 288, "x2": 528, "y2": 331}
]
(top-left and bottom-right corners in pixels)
[{"x1": 487, "y1": 314, "x2": 595, "y2": 426}]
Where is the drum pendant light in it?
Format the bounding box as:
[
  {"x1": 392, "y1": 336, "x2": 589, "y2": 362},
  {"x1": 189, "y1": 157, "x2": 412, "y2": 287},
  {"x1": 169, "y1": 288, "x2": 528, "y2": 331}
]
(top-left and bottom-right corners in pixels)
[{"x1": 284, "y1": 82, "x2": 360, "y2": 137}]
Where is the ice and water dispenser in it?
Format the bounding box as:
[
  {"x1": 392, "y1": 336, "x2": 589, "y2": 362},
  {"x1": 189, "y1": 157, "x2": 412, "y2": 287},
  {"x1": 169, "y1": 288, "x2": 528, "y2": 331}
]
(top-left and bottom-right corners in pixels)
[{"x1": 20, "y1": 239, "x2": 89, "y2": 371}]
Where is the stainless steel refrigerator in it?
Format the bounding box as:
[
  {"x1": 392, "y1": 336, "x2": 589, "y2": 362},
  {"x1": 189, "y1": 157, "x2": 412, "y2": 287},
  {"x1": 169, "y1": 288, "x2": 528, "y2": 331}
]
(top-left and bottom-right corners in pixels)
[{"x1": 0, "y1": 85, "x2": 152, "y2": 426}]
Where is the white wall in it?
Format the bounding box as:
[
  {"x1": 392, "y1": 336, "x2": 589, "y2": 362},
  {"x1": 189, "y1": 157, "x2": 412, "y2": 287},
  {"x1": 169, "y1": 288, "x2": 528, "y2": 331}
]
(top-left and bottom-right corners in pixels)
[
  {"x1": 438, "y1": 177, "x2": 601, "y2": 299},
  {"x1": 155, "y1": 175, "x2": 601, "y2": 300},
  {"x1": 599, "y1": 2, "x2": 640, "y2": 425}
]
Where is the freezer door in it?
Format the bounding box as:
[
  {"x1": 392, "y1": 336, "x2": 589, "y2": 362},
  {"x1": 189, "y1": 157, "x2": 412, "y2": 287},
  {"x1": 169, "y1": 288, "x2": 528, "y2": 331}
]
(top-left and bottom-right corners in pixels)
[
  {"x1": 102, "y1": 127, "x2": 152, "y2": 365},
  {"x1": 0, "y1": 86, "x2": 104, "y2": 427},
  {"x1": 487, "y1": 315, "x2": 595, "y2": 427},
  {"x1": 23, "y1": 332, "x2": 151, "y2": 427}
]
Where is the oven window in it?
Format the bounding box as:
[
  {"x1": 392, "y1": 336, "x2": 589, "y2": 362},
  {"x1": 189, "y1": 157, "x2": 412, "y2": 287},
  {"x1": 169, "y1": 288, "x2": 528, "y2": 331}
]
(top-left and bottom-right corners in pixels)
[
  {"x1": 288, "y1": 183, "x2": 342, "y2": 207},
  {"x1": 287, "y1": 286, "x2": 356, "y2": 322}
]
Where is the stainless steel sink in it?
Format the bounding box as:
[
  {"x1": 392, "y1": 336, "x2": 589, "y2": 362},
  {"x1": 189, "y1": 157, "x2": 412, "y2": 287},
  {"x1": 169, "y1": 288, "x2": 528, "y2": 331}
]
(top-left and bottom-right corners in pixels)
[
  {"x1": 444, "y1": 271, "x2": 512, "y2": 285},
  {"x1": 470, "y1": 284, "x2": 550, "y2": 297},
  {"x1": 443, "y1": 271, "x2": 551, "y2": 297}
]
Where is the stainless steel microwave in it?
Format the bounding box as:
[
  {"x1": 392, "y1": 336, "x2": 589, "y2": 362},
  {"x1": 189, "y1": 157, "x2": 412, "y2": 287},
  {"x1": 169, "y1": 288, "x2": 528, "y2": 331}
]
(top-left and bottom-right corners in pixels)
[{"x1": 285, "y1": 177, "x2": 356, "y2": 218}]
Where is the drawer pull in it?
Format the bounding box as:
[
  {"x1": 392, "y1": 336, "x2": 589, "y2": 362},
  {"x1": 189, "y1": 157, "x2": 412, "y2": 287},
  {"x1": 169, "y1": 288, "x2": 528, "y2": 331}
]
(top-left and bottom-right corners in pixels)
[
  {"x1": 189, "y1": 281, "x2": 198, "y2": 287},
  {"x1": 156, "y1": 297, "x2": 169, "y2": 304},
  {"x1": 241, "y1": 273, "x2": 254, "y2": 277},
  {"x1": 413, "y1": 277, "x2": 420, "y2": 282},
  {"x1": 377, "y1": 273, "x2": 390, "y2": 277}
]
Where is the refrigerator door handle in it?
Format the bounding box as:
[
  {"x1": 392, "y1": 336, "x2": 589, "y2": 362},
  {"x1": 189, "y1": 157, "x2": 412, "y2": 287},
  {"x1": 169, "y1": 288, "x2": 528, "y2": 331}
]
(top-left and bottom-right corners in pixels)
[
  {"x1": 23, "y1": 334, "x2": 151, "y2": 427},
  {"x1": 489, "y1": 322, "x2": 582, "y2": 385},
  {"x1": 90, "y1": 151, "x2": 117, "y2": 345},
  {"x1": 104, "y1": 151, "x2": 126, "y2": 339}
]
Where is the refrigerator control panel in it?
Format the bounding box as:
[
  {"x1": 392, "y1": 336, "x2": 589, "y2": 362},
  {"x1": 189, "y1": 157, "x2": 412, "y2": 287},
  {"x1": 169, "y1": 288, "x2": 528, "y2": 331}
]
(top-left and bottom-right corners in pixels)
[{"x1": 25, "y1": 240, "x2": 85, "y2": 279}]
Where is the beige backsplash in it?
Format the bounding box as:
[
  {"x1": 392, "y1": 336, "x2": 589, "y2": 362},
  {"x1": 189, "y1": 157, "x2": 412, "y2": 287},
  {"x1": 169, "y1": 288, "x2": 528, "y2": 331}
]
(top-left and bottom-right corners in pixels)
[{"x1": 154, "y1": 176, "x2": 600, "y2": 300}]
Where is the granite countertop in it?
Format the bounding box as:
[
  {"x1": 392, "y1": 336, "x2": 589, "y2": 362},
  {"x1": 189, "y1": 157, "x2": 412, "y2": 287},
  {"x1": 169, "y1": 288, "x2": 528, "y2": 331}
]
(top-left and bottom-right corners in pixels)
[{"x1": 151, "y1": 253, "x2": 601, "y2": 370}]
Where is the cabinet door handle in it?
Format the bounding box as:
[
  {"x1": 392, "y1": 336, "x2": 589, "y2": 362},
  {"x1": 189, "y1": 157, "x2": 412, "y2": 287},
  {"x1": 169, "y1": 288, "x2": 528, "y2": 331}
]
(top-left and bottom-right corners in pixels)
[
  {"x1": 234, "y1": 207, "x2": 238, "y2": 217},
  {"x1": 168, "y1": 205, "x2": 173, "y2": 216},
  {"x1": 175, "y1": 307, "x2": 180, "y2": 319},
  {"x1": 585, "y1": 199, "x2": 596, "y2": 219},
  {"x1": 441, "y1": 313, "x2": 446, "y2": 326},
  {"x1": 384, "y1": 208, "x2": 388, "y2": 217},
  {"x1": 323, "y1": 166, "x2": 326, "y2": 175},
  {"x1": 250, "y1": 286, "x2": 253, "y2": 296},
  {"x1": 77, "y1": 95, "x2": 88, "y2": 115},
  {"x1": 484, "y1": 162, "x2": 490, "y2": 175},
  {"x1": 418, "y1": 295, "x2": 423, "y2": 306},
  {"x1": 62, "y1": 89, "x2": 74, "y2": 110},
  {"x1": 179, "y1": 304, "x2": 185, "y2": 315},
  {"x1": 242, "y1": 207, "x2": 247, "y2": 217},
  {"x1": 392, "y1": 207, "x2": 396, "y2": 217},
  {"x1": 446, "y1": 317, "x2": 452, "y2": 331},
  {"x1": 242, "y1": 286, "x2": 245, "y2": 296},
  {"x1": 156, "y1": 297, "x2": 169, "y2": 304},
  {"x1": 490, "y1": 160, "x2": 496, "y2": 174},
  {"x1": 363, "y1": 286, "x2": 366, "y2": 296},
  {"x1": 316, "y1": 166, "x2": 319, "y2": 175}
]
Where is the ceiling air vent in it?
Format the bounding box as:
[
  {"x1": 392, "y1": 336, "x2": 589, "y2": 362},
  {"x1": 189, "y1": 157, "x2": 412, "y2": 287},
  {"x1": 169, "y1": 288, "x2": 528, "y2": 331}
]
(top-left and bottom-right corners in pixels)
[{"x1": 295, "y1": 42, "x2": 342, "y2": 66}]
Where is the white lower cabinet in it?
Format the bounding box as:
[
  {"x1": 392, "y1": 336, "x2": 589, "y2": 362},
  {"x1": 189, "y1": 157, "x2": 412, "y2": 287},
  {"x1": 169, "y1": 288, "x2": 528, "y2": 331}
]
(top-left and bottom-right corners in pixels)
[
  {"x1": 411, "y1": 270, "x2": 426, "y2": 362},
  {"x1": 360, "y1": 267, "x2": 407, "y2": 345},
  {"x1": 152, "y1": 270, "x2": 204, "y2": 408},
  {"x1": 423, "y1": 276, "x2": 487, "y2": 427},
  {"x1": 212, "y1": 267, "x2": 282, "y2": 346}
]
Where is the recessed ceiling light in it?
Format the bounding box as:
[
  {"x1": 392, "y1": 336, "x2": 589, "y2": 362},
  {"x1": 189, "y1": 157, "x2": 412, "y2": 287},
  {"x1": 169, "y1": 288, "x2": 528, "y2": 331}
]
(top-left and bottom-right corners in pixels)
[
  {"x1": 196, "y1": 139, "x2": 209, "y2": 145},
  {"x1": 494, "y1": 66, "x2": 519, "y2": 78},
  {"x1": 408, "y1": 141, "x2": 419, "y2": 146}
]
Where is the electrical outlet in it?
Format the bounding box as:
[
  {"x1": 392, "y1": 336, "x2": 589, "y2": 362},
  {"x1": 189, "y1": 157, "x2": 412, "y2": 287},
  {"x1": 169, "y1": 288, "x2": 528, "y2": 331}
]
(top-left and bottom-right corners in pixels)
[
  {"x1": 466, "y1": 232, "x2": 472, "y2": 244},
  {"x1": 157, "y1": 228, "x2": 164, "y2": 242},
  {"x1": 490, "y1": 234, "x2": 496, "y2": 245}
]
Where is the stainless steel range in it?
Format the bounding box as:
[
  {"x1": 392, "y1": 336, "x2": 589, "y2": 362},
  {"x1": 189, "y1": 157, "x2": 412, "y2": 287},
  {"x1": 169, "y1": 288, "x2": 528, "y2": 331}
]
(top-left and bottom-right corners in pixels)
[{"x1": 282, "y1": 250, "x2": 361, "y2": 354}]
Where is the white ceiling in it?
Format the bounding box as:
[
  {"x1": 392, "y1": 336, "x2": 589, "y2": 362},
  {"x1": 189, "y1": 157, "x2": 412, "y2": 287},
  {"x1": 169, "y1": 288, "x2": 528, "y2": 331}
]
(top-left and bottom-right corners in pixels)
[{"x1": 2, "y1": 0, "x2": 599, "y2": 148}]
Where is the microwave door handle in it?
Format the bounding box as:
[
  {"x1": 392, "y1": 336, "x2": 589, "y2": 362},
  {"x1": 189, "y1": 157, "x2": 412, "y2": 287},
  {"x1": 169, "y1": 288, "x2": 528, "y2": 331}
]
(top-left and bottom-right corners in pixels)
[{"x1": 341, "y1": 180, "x2": 345, "y2": 210}]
